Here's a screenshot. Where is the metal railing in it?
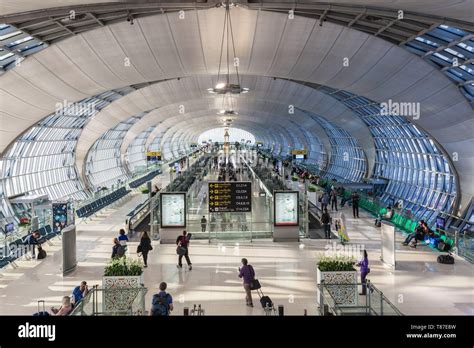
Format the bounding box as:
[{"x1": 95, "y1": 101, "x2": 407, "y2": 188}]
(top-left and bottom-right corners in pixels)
[
  {"x1": 69, "y1": 284, "x2": 147, "y2": 316},
  {"x1": 318, "y1": 280, "x2": 402, "y2": 316},
  {"x1": 184, "y1": 221, "x2": 273, "y2": 241}
]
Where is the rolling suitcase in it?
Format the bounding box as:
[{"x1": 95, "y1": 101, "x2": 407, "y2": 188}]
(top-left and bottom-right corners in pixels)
[
  {"x1": 33, "y1": 300, "x2": 49, "y2": 316},
  {"x1": 255, "y1": 284, "x2": 275, "y2": 314}
]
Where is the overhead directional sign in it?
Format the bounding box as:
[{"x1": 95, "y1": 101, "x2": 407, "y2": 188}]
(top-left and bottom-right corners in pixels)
[
  {"x1": 208, "y1": 182, "x2": 252, "y2": 213},
  {"x1": 147, "y1": 151, "x2": 162, "y2": 161},
  {"x1": 291, "y1": 149, "x2": 307, "y2": 155}
]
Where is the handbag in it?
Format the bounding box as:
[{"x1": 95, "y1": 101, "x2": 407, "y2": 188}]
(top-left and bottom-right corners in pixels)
[
  {"x1": 137, "y1": 245, "x2": 143, "y2": 253},
  {"x1": 250, "y1": 279, "x2": 261, "y2": 290},
  {"x1": 176, "y1": 246, "x2": 187, "y2": 256}
]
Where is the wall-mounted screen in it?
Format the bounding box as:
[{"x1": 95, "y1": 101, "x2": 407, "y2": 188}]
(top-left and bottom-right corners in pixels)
[
  {"x1": 274, "y1": 191, "x2": 299, "y2": 226},
  {"x1": 160, "y1": 193, "x2": 186, "y2": 228},
  {"x1": 436, "y1": 216, "x2": 446, "y2": 230},
  {"x1": 4, "y1": 223, "x2": 14, "y2": 235},
  {"x1": 52, "y1": 202, "x2": 68, "y2": 234}
]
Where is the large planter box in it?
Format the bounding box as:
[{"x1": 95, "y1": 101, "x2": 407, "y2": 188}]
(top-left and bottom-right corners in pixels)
[
  {"x1": 317, "y1": 269, "x2": 358, "y2": 306},
  {"x1": 102, "y1": 274, "x2": 144, "y2": 313}
]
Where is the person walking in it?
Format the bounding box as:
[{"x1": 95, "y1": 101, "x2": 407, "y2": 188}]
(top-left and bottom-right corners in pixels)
[
  {"x1": 150, "y1": 282, "x2": 173, "y2": 316},
  {"x1": 176, "y1": 230, "x2": 192, "y2": 270},
  {"x1": 321, "y1": 192, "x2": 330, "y2": 211},
  {"x1": 356, "y1": 250, "x2": 370, "y2": 295},
  {"x1": 330, "y1": 187, "x2": 338, "y2": 211},
  {"x1": 200, "y1": 216, "x2": 207, "y2": 233},
  {"x1": 238, "y1": 258, "x2": 256, "y2": 307},
  {"x1": 351, "y1": 191, "x2": 360, "y2": 218},
  {"x1": 111, "y1": 237, "x2": 125, "y2": 259},
  {"x1": 137, "y1": 231, "x2": 152, "y2": 267},
  {"x1": 321, "y1": 208, "x2": 332, "y2": 239}
]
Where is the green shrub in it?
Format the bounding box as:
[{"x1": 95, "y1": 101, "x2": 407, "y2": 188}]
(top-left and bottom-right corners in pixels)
[
  {"x1": 291, "y1": 176, "x2": 299, "y2": 181},
  {"x1": 308, "y1": 184, "x2": 316, "y2": 192},
  {"x1": 317, "y1": 256, "x2": 355, "y2": 272},
  {"x1": 104, "y1": 258, "x2": 143, "y2": 276}
]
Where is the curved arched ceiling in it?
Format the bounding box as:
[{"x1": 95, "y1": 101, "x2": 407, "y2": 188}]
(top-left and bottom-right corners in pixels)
[
  {"x1": 1, "y1": 7, "x2": 472, "y2": 154},
  {"x1": 0, "y1": 3, "x2": 472, "y2": 215},
  {"x1": 0, "y1": 0, "x2": 472, "y2": 21}
]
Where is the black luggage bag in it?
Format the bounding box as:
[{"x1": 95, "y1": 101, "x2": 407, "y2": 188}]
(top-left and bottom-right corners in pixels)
[
  {"x1": 37, "y1": 245, "x2": 47, "y2": 260},
  {"x1": 437, "y1": 254, "x2": 454, "y2": 264}
]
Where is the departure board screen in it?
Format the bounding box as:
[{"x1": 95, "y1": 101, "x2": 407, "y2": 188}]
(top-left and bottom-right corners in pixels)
[{"x1": 208, "y1": 182, "x2": 252, "y2": 212}]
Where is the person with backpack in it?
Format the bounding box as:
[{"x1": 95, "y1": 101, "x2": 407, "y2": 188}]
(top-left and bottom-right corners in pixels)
[
  {"x1": 321, "y1": 208, "x2": 332, "y2": 239},
  {"x1": 238, "y1": 258, "x2": 255, "y2": 307},
  {"x1": 111, "y1": 237, "x2": 125, "y2": 259},
  {"x1": 150, "y1": 282, "x2": 173, "y2": 316},
  {"x1": 176, "y1": 230, "x2": 192, "y2": 270},
  {"x1": 137, "y1": 231, "x2": 152, "y2": 267}
]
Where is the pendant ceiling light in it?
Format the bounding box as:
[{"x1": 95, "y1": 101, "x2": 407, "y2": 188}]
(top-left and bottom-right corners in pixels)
[
  {"x1": 208, "y1": 1, "x2": 249, "y2": 95},
  {"x1": 217, "y1": 94, "x2": 239, "y2": 116}
]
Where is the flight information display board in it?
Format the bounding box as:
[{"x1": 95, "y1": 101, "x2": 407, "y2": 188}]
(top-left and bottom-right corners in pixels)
[
  {"x1": 208, "y1": 182, "x2": 252, "y2": 213},
  {"x1": 274, "y1": 191, "x2": 299, "y2": 226}
]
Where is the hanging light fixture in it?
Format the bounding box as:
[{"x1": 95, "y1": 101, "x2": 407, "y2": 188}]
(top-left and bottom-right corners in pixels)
[
  {"x1": 208, "y1": 1, "x2": 249, "y2": 95},
  {"x1": 216, "y1": 94, "x2": 239, "y2": 116}
]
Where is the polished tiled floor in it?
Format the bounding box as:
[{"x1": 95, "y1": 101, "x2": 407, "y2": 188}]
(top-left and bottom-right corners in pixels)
[{"x1": 0, "y1": 164, "x2": 473, "y2": 316}]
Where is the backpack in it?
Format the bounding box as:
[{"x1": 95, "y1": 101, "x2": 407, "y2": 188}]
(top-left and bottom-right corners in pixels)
[
  {"x1": 116, "y1": 245, "x2": 125, "y2": 257},
  {"x1": 151, "y1": 293, "x2": 170, "y2": 316},
  {"x1": 37, "y1": 246, "x2": 47, "y2": 260}
]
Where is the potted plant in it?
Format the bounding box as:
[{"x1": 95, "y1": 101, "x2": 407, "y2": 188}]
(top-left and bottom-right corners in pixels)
[
  {"x1": 102, "y1": 258, "x2": 144, "y2": 313},
  {"x1": 316, "y1": 255, "x2": 358, "y2": 306}
]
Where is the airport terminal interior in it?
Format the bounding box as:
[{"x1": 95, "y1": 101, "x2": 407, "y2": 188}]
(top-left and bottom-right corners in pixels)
[{"x1": 0, "y1": 0, "x2": 473, "y2": 318}]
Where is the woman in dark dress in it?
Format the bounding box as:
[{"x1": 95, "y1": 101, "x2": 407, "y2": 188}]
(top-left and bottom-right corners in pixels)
[{"x1": 138, "y1": 231, "x2": 152, "y2": 267}]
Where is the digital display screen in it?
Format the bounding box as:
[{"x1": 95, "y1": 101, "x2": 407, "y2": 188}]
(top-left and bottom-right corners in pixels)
[
  {"x1": 274, "y1": 191, "x2": 299, "y2": 226},
  {"x1": 5, "y1": 223, "x2": 14, "y2": 235},
  {"x1": 160, "y1": 193, "x2": 186, "y2": 228},
  {"x1": 294, "y1": 154, "x2": 305, "y2": 160},
  {"x1": 436, "y1": 216, "x2": 446, "y2": 229},
  {"x1": 208, "y1": 182, "x2": 252, "y2": 213}
]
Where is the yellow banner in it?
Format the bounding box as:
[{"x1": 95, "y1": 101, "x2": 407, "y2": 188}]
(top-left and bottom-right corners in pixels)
[
  {"x1": 291, "y1": 149, "x2": 307, "y2": 155},
  {"x1": 147, "y1": 151, "x2": 161, "y2": 157}
]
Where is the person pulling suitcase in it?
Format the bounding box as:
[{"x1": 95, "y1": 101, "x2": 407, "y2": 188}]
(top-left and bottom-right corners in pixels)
[{"x1": 238, "y1": 258, "x2": 255, "y2": 307}]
